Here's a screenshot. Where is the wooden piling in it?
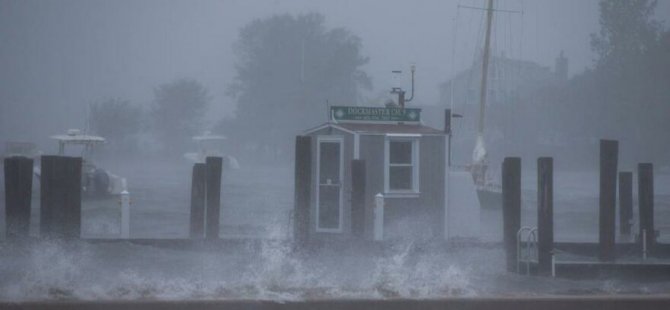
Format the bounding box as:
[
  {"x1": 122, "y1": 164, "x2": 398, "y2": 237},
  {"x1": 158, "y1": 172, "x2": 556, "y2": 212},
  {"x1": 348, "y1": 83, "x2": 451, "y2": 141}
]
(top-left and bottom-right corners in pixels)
[
  {"x1": 40, "y1": 156, "x2": 81, "y2": 238},
  {"x1": 537, "y1": 157, "x2": 554, "y2": 276},
  {"x1": 205, "y1": 157, "x2": 222, "y2": 240},
  {"x1": 63, "y1": 157, "x2": 82, "y2": 239},
  {"x1": 351, "y1": 159, "x2": 366, "y2": 239},
  {"x1": 3, "y1": 156, "x2": 34, "y2": 239},
  {"x1": 40, "y1": 156, "x2": 64, "y2": 238},
  {"x1": 39, "y1": 156, "x2": 52, "y2": 237},
  {"x1": 638, "y1": 163, "x2": 655, "y2": 248},
  {"x1": 189, "y1": 163, "x2": 206, "y2": 238},
  {"x1": 502, "y1": 157, "x2": 521, "y2": 273},
  {"x1": 599, "y1": 140, "x2": 618, "y2": 261},
  {"x1": 618, "y1": 172, "x2": 633, "y2": 235},
  {"x1": 293, "y1": 136, "x2": 312, "y2": 246}
]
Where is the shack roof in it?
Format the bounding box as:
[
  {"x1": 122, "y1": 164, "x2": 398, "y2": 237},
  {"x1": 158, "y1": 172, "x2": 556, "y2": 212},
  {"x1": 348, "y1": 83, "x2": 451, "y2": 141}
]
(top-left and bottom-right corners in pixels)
[{"x1": 304, "y1": 122, "x2": 445, "y2": 136}]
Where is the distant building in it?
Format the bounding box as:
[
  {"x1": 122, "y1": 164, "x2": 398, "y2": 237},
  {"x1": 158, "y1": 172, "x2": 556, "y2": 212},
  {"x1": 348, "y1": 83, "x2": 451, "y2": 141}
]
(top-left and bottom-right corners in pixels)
[
  {"x1": 439, "y1": 52, "x2": 566, "y2": 109},
  {"x1": 434, "y1": 52, "x2": 570, "y2": 166}
]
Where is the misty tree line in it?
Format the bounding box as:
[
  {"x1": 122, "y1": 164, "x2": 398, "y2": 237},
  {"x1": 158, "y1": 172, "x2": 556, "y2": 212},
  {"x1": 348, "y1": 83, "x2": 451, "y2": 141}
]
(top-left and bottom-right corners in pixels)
[
  {"x1": 89, "y1": 78, "x2": 208, "y2": 157},
  {"x1": 90, "y1": 0, "x2": 668, "y2": 164},
  {"x1": 464, "y1": 0, "x2": 670, "y2": 167},
  {"x1": 526, "y1": 0, "x2": 670, "y2": 165},
  {"x1": 587, "y1": 0, "x2": 669, "y2": 163},
  {"x1": 219, "y1": 13, "x2": 370, "y2": 160},
  {"x1": 91, "y1": 13, "x2": 369, "y2": 160}
]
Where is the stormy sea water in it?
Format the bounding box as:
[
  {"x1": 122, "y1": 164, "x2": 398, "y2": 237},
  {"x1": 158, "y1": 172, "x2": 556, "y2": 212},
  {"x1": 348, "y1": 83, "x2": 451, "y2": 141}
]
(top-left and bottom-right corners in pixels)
[{"x1": 1, "y1": 160, "x2": 670, "y2": 301}]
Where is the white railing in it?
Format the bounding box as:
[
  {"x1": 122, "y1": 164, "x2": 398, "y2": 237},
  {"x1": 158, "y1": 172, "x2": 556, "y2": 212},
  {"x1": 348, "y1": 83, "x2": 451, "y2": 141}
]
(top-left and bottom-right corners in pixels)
[
  {"x1": 374, "y1": 193, "x2": 384, "y2": 241},
  {"x1": 119, "y1": 178, "x2": 131, "y2": 239}
]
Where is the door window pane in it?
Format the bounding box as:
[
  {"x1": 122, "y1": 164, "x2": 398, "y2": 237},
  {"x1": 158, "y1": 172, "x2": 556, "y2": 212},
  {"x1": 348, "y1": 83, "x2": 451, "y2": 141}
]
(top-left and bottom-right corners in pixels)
[
  {"x1": 318, "y1": 139, "x2": 341, "y2": 231},
  {"x1": 319, "y1": 142, "x2": 340, "y2": 184},
  {"x1": 318, "y1": 186, "x2": 340, "y2": 229}
]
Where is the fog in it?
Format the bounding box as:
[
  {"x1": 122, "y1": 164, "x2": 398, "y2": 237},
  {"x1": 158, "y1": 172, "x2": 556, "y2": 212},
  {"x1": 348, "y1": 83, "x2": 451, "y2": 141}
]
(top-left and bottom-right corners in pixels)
[
  {"x1": 4, "y1": 0, "x2": 667, "y2": 153},
  {"x1": 2, "y1": 0, "x2": 670, "y2": 303}
]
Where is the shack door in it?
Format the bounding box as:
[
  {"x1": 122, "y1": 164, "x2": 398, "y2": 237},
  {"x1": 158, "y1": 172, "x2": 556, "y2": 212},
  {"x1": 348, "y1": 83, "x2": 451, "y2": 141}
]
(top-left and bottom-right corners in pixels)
[{"x1": 316, "y1": 137, "x2": 343, "y2": 232}]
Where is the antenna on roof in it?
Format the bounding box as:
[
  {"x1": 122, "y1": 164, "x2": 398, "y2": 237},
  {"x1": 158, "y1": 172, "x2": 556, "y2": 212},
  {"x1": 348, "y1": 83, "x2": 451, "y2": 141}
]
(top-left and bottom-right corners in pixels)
[
  {"x1": 326, "y1": 100, "x2": 331, "y2": 122},
  {"x1": 390, "y1": 64, "x2": 416, "y2": 109}
]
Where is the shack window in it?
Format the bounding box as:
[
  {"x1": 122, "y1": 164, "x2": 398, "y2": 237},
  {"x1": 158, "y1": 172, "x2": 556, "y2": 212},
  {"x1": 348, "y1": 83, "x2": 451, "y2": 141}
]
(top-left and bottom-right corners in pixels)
[{"x1": 385, "y1": 137, "x2": 419, "y2": 194}]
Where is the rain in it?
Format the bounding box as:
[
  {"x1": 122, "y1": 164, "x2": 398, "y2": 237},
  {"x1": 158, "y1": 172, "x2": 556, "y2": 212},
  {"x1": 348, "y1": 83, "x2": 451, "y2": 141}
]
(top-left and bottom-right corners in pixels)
[{"x1": 1, "y1": 0, "x2": 670, "y2": 307}]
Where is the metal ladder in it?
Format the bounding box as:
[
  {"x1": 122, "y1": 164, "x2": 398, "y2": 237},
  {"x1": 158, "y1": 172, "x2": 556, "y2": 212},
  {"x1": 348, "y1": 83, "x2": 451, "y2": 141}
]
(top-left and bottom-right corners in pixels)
[{"x1": 517, "y1": 226, "x2": 538, "y2": 275}]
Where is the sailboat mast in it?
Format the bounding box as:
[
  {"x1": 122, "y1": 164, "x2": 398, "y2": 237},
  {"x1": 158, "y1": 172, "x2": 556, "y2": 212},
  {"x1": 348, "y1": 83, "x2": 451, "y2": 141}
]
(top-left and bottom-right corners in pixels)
[{"x1": 478, "y1": 0, "x2": 494, "y2": 136}]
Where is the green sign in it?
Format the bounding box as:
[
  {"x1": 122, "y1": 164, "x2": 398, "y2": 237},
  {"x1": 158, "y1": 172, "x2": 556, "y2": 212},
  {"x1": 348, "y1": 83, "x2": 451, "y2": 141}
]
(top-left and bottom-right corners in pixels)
[{"x1": 330, "y1": 106, "x2": 421, "y2": 123}]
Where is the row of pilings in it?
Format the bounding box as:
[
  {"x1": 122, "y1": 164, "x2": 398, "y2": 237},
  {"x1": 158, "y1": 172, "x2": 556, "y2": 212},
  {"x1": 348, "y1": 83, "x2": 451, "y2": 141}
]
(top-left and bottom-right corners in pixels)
[
  {"x1": 3, "y1": 155, "x2": 224, "y2": 240},
  {"x1": 503, "y1": 139, "x2": 657, "y2": 275},
  {"x1": 2, "y1": 138, "x2": 657, "y2": 257},
  {"x1": 4, "y1": 156, "x2": 83, "y2": 239}
]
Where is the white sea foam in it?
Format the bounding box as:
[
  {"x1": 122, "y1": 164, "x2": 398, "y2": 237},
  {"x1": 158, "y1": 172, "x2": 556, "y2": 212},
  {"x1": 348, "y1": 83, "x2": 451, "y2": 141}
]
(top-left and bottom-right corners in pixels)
[
  {"x1": 6, "y1": 241, "x2": 92, "y2": 300},
  {"x1": 367, "y1": 242, "x2": 475, "y2": 298},
  {"x1": 0, "y1": 238, "x2": 484, "y2": 301}
]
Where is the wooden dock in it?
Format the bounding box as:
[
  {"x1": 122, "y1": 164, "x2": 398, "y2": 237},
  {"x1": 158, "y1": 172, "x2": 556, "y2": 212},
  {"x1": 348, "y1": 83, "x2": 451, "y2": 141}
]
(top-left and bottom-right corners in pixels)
[{"x1": 3, "y1": 296, "x2": 670, "y2": 310}]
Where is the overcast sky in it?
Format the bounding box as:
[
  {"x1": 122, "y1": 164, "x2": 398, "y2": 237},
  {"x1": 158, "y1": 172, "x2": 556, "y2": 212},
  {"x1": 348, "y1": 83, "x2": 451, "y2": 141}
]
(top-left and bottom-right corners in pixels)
[{"x1": 2, "y1": 0, "x2": 669, "y2": 125}]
